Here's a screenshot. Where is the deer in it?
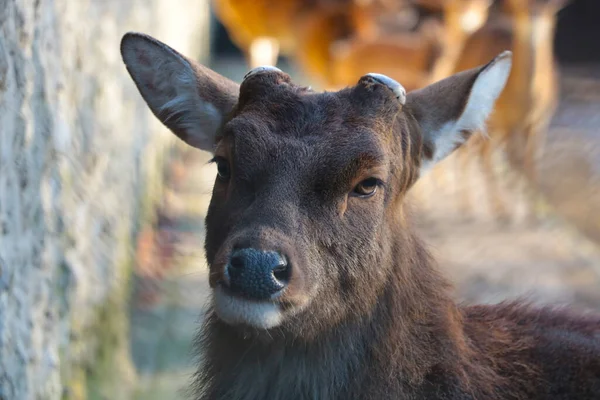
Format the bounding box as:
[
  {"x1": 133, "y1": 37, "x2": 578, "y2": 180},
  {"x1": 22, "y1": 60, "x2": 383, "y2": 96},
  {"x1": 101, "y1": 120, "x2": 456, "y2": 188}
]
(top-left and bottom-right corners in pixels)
[
  {"x1": 213, "y1": 0, "x2": 390, "y2": 70},
  {"x1": 291, "y1": 0, "x2": 421, "y2": 89},
  {"x1": 212, "y1": 0, "x2": 300, "y2": 67},
  {"x1": 426, "y1": 0, "x2": 494, "y2": 84},
  {"x1": 500, "y1": 0, "x2": 564, "y2": 183},
  {"x1": 214, "y1": 0, "x2": 434, "y2": 87},
  {"x1": 429, "y1": 0, "x2": 565, "y2": 218},
  {"x1": 121, "y1": 32, "x2": 600, "y2": 400},
  {"x1": 326, "y1": 24, "x2": 442, "y2": 92}
]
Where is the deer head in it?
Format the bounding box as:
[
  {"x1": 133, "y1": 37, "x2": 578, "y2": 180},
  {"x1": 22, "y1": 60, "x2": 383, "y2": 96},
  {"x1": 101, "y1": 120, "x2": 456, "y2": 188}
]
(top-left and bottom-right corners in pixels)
[{"x1": 121, "y1": 32, "x2": 510, "y2": 336}]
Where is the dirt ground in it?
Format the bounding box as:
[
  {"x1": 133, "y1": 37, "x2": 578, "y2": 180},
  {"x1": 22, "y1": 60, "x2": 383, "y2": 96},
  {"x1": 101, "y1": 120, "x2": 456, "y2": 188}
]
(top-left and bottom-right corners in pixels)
[{"x1": 128, "y1": 61, "x2": 600, "y2": 398}]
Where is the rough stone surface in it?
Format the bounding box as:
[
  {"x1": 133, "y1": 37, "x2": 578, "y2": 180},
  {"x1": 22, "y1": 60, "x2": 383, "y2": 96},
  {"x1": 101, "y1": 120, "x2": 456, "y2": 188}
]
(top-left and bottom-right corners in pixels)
[{"x1": 0, "y1": 0, "x2": 210, "y2": 398}]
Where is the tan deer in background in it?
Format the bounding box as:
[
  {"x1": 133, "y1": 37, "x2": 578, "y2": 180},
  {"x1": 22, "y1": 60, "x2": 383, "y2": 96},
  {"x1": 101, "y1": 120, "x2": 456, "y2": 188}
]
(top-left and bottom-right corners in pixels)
[
  {"x1": 214, "y1": 0, "x2": 443, "y2": 90},
  {"x1": 212, "y1": 0, "x2": 310, "y2": 67},
  {"x1": 448, "y1": 0, "x2": 566, "y2": 218},
  {"x1": 293, "y1": 0, "x2": 434, "y2": 89},
  {"x1": 425, "y1": 0, "x2": 494, "y2": 83},
  {"x1": 325, "y1": 18, "x2": 443, "y2": 91},
  {"x1": 213, "y1": 0, "x2": 395, "y2": 69}
]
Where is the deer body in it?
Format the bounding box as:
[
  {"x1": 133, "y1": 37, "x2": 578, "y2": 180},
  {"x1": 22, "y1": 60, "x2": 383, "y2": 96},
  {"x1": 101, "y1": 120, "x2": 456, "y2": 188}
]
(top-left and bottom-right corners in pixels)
[
  {"x1": 198, "y1": 301, "x2": 600, "y2": 399},
  {"x1": 121, "y1": 32, "x2": 600, "y2": 400}
]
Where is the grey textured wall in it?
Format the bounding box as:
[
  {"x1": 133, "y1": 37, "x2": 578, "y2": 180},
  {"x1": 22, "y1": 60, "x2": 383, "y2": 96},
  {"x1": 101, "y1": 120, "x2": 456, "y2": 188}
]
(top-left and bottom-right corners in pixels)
[{"x1": 0, "y1": 0, "x2": 210, "y2": 398}]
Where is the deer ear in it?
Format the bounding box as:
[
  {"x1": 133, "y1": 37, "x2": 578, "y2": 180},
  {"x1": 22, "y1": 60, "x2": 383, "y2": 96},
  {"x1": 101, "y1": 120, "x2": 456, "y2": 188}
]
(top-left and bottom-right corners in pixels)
[
  {"x1": 406, "y1": 51, "x2": 512, "y2": 174},
  {"x1": 121, "y1": 32, "x2": 239, "y2": 152}
]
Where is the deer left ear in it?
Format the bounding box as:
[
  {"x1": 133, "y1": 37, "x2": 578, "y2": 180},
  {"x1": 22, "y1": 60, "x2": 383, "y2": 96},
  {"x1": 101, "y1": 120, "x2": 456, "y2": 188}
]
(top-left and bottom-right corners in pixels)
[
  {"x1": 406, "y1": 51, "x2": 512, "y2": 174},
  {"x1": 120, "y1": 32, "x2": 239, "y2": 152}
]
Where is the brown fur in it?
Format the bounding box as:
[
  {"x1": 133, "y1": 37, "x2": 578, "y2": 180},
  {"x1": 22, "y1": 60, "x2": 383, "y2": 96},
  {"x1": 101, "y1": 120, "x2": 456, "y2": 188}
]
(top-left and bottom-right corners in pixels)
[
  {"x1": 194, "y1": 72, "x2": 598, "y2": 400},
  {"x1": 120, "y1": 33, "x2": 600, "y2": 400}
]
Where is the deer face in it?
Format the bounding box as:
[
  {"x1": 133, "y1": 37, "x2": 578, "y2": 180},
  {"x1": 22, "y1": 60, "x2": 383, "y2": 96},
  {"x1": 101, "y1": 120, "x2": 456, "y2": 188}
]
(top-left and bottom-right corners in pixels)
[
  {"x1": 203, "y1": 71, "x2": 413, "y2": 333},
  {"x1": 121, "y1": 33, "x2": 511, "y2": 335}
]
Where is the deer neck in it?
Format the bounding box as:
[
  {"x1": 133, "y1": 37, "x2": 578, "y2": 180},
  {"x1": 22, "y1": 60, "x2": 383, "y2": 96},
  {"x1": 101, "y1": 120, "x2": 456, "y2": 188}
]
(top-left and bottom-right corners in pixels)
[
  {"x1": 530, "y1": 12, "x2": 558, "y2": 92},
  {"x1": 194, "y1": 233, "x2": 472, "y2": 400},
  {"x1": 509, "y1": 11, "x2": 542, "y2": 98}
]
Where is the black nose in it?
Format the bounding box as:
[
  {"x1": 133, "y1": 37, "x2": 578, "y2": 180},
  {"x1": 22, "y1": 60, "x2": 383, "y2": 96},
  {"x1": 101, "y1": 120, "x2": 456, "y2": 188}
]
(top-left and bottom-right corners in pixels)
[{"x1": 225, "y1": 248, "x2": 290, "y2": 300}]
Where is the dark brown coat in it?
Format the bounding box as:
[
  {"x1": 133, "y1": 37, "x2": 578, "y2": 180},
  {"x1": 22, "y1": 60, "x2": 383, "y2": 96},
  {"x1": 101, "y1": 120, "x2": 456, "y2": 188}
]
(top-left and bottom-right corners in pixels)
[{"x1": 121, "y1": 32, "x2": 600, "y2": 400}]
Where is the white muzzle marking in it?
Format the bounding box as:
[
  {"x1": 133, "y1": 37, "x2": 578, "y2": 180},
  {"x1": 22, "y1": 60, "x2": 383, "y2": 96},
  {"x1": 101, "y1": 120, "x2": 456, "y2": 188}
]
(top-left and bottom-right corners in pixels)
[{"x1": 213, "y1": 286, "x2": 283, "y2": 329}]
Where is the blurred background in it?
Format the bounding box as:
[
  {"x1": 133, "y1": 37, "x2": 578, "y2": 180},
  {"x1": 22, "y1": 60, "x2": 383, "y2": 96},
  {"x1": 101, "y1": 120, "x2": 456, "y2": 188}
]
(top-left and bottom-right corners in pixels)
[{"x1": 1, "y1": 0, "x2": 599, "y2": 398}]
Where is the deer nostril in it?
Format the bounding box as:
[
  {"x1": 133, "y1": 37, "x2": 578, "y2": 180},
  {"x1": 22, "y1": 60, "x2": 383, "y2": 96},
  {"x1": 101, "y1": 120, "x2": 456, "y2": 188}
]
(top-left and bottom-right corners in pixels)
[
  {"x1": 272, "y1": 262, "x2": 290, "y2": 283},
  {"x1": 229, "y1": 255, "x2": 245, "y2": 270}
]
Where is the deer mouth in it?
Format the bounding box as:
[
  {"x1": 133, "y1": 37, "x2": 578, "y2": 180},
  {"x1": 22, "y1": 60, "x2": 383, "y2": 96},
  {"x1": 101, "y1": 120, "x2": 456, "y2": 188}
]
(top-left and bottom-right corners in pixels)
[{"x1": 213, "y1": 286, "x2": 284, "y2": 329}]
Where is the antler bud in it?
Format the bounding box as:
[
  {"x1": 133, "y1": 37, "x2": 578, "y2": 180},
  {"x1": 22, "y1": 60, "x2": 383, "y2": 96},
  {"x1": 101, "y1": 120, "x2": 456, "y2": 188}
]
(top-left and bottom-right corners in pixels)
[
  {"x1": 360, "y1": 73, "x2": 407, "y2": 105},
  {"x1": 243, "y1": 66, "x2": 284, "y2": 81}
]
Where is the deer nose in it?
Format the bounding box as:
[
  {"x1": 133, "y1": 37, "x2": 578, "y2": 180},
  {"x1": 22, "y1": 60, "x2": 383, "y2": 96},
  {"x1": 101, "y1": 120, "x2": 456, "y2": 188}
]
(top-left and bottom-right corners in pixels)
[{"x1": 224, "y1": 248, "x2": 290, "y2": 300}]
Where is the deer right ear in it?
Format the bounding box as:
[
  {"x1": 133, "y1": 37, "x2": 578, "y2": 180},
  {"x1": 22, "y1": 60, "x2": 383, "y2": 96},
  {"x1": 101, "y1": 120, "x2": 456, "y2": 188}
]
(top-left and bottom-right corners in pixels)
[
  {"x1": 120, "y1": 32, "x2": 239, "y2": 152},
  {"x1": 406, "y1": 51, "x2": 512, "y2": 174}
]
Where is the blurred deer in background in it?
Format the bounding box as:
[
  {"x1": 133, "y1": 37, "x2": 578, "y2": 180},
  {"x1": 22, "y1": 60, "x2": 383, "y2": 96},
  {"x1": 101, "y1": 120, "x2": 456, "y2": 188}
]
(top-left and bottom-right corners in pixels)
[
  {"x1": 504, "y1": 0, "x2": 565, "y2": 180},
  {"x1": 447, "y1": 0, "x2": 566, "y2": 217},
  {"x1": 212, "y1": 0, "x2": 299, "y2": 67},
  {"x1": 423, "y1": 0, "x2": 494, "y2": 83},
  {"x1": 213, "y1": 0, "x2": 391, "y2": 69},
  {"x1": 292, "y1": 1, "x2": 365, "y2": 87},
  {"x1": 214, "y1": 0, "x2": 443, "y2": 90},
  {"x1": 292, "y1": 0, "x2": 436, "y2": 89},
  {"x1": 323, "y1": 0, "x2": 492, "y2": 91},
  {"x1": 325, "y1": 9, "x2": 443, "y2": 91}
]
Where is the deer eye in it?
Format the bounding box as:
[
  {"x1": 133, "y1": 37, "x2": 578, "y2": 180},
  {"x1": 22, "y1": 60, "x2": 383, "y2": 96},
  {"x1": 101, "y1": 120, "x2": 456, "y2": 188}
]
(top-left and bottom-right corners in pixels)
[
  {"x1": 352, "y1": 178, "x2": 379, "y2": 197},
  {"x1": 212, "y1": 157, "x2": 231, "y2": 182}
]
